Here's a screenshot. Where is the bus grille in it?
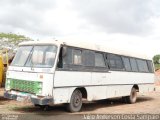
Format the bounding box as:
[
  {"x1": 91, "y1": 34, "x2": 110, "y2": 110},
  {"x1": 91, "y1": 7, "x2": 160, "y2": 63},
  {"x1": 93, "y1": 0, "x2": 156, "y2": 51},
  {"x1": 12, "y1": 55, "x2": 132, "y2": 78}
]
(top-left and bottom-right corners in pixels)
[{"x1": 8, "y1": 79, "x2": 42, "y2": 94}]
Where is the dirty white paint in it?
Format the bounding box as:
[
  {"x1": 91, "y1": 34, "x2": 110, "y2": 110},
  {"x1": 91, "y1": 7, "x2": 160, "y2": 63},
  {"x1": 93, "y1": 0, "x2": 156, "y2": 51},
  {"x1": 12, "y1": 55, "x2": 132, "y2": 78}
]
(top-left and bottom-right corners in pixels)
[
  {"x1": 53, "y1": 71, "x2": 154, "y2": 104},
  {"x1": 5, "y1": 40, "x2": 154, "y2": 105}
]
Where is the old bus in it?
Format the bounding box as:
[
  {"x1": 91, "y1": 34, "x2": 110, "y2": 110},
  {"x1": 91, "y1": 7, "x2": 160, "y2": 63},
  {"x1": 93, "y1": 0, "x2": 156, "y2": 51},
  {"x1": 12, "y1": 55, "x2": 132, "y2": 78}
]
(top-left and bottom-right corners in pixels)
[{"x1": 4, "y1": 40, "x2": 154, "y2": 112}]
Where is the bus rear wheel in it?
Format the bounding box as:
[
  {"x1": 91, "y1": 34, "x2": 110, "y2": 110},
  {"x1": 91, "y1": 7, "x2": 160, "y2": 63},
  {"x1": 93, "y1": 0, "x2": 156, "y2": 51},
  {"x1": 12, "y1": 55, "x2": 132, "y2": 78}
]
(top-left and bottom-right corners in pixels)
[
  {"x1": 125, "y1": 87, "x2": 137, "y2": 104},
  {"x1": 67, "y1": 89, "x2": 82, "y2": 112}
]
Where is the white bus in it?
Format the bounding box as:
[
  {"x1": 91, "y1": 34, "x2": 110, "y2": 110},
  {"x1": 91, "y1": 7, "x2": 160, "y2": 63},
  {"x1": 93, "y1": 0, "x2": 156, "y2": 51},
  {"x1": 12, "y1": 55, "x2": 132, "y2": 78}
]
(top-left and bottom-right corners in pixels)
[{"x1": 4, "y1": 40, "x2": 155, "y2": 112}]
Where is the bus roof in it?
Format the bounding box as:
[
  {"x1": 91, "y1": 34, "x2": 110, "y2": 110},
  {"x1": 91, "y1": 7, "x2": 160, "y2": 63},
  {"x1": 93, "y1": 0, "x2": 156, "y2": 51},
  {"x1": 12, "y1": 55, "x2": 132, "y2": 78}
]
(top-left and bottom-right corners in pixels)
[{"x1": 19, "y1": 40, "x2": 152, "y2": 60}]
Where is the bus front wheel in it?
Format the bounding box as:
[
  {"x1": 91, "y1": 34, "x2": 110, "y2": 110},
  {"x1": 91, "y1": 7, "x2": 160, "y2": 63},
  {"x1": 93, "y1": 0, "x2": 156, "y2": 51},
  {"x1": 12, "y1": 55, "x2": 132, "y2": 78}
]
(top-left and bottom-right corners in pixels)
[{"x1": 67, "y1": 89, "x2": 82, "y2": 112}]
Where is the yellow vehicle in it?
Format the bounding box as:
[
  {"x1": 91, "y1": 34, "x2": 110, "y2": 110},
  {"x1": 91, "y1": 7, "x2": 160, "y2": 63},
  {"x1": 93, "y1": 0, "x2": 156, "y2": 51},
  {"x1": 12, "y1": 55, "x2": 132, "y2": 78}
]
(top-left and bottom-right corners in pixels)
[
  {"x1": 0, "y1": 49, "x2": 9, "y2": 87},
  {"x1": 0, "y1": 56, "x2": 4, "y2": 87}
]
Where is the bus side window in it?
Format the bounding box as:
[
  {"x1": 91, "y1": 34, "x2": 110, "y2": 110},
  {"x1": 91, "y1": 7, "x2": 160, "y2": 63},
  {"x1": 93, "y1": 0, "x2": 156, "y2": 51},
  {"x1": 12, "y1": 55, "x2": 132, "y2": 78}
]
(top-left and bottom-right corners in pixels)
[
  {"x1": 107, "y1": 53, "x2": 124, "y2": 70},
  {"x1": 130, "y1": 58, "x2": 138, "y2": 72},
  {"x1": 122, "y1": 57, "x2": 132, "y2": 71},
  {"x1": 72, "y1": 49, "x2": 82, "y2": 65},
  {"x1": 136, "y1": 59, "x2": 149, "y2": 72},
  {"x1": 95, "y1": 52, "x2": 106, "y2": 67},
  {"x1": 82, "y1": 50, "x2": 95, "y2": 67},
  {"x1": 147, "y1": 60, "x2": 154, "y2": 73}
]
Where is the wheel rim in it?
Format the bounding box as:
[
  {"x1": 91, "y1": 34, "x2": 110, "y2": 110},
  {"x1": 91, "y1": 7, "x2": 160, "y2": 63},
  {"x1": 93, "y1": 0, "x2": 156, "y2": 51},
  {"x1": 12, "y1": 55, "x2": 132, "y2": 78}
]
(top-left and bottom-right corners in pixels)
[{"x1": 73, "y1": 94, "x2": 81, "y2": 107}]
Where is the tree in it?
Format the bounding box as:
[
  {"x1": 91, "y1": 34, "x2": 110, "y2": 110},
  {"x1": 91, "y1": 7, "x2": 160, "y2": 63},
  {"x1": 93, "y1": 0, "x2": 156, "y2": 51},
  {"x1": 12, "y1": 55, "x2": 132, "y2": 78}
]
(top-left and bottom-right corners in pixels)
[
  {"x1": 0, "y1": 33, "x2": 33, "y2": 64},
  {"x1": 0, "y1": 32, "x2": 32, "y2": 50},
  {"x1": 153, "y1": 55, "x2": 160, "y2": 64},
  {"x1": 153, "y1": 55, "x2": 160, "y2": 70}
]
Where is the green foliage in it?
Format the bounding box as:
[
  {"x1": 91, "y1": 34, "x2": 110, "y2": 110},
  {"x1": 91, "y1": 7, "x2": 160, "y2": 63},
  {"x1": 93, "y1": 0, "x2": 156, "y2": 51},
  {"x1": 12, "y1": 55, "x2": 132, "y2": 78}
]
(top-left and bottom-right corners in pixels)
[
  {"x1": 0, "y1": 32, "x2": 25, "y2": 39},
  {"x1": 153, "y1": 55, "x2": 160, "y2": 64},
  {"x1": 0, "y1": 32, "x2": 31, "y2": 45},
  {"x1": 153, "y1": 55, "x2": 160, "y2": 70}
]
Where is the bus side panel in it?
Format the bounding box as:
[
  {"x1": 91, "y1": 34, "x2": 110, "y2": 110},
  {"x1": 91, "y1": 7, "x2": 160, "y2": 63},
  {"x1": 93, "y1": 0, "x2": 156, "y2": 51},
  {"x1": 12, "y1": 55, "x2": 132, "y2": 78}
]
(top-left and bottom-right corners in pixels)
[
  {"x1": 53, "y1": 71, "x2": 154, "y2": 104},
  {"x1": 53, "y1": 87, "x2": 72, "y2": 104},
  {"x1": 54, "y1": 71, "x2": 92, "y2": 87},
  {"x1": 138, "y1": 84, "x2": 155, "y2": 93},
  {"x1": 53, "y1": 71, "x2": 91, "y2": 104},
  {"x1": 52, "y1": 84, "x2": 154, "y2": 104},
  {"x1": 52, "y1": 85, "x2": 133, "y2": 103},
  {"x1": 103, "y1": 71, "x2": 154, "y2": 85},
  {"x1": 53, "y1": 71, "x2": 133, "y2": 103},
  {"x1": 86, "y1": 85, "x2": 132, "y2": 101}
]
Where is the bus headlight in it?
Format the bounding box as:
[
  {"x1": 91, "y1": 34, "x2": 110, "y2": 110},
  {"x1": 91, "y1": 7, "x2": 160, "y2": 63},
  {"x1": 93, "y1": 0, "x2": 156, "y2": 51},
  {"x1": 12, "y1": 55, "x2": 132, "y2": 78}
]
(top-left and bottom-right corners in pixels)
[{"x1": 38, "y1": 89, "x2": 42, "y2": 94}]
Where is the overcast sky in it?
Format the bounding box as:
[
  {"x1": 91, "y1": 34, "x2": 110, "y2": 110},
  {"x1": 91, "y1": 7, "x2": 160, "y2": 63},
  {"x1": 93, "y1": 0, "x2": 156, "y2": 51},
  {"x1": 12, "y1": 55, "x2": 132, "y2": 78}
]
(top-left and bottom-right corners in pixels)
[{"x1": 0, "y1": 0, "x2": 160, "y2": 58}]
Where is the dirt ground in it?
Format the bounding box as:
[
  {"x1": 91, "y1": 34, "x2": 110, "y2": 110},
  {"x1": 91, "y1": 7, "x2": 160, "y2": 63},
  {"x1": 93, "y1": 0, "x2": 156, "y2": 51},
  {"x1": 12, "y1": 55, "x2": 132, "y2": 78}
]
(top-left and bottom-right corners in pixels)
[{"x1": 0, "y1": 87, "x2": 160, "y2": 115}]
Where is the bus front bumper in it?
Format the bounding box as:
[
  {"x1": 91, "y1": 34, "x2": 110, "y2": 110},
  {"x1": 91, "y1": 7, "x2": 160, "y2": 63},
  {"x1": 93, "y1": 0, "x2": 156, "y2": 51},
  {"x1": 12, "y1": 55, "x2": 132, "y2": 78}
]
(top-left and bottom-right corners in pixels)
[{"x1": 4, "y1": 91, "x2": 54, "y2": 105}]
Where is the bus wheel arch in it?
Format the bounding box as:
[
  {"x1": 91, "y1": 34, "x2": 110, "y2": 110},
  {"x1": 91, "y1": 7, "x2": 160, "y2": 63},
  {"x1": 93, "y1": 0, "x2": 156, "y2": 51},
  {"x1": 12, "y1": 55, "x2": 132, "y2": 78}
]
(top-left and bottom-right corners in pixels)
[
  {"x1": 76, "y1": 87, "x2": 87, "y2": 99},
  {"x1": 133, "y1": 84, "x2": 139, "y2": 92}
]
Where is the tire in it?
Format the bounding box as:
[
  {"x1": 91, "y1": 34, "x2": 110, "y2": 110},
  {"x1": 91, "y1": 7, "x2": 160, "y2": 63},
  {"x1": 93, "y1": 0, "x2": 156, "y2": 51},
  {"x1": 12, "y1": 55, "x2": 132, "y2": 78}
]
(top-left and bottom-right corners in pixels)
[
  {"x1": 67, "y1": 89, "x2": 82, "y2": 112},
  {"x1": 125, "y1": 87, "x2": 137, "y2": 104}
]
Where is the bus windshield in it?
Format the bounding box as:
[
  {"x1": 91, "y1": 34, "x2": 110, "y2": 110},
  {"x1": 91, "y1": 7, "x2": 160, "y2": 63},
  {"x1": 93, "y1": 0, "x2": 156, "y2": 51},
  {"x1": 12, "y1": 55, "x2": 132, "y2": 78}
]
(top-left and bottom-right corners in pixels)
[{"x1": 11, "y1": 45, "x2": 57, "y2": 68}]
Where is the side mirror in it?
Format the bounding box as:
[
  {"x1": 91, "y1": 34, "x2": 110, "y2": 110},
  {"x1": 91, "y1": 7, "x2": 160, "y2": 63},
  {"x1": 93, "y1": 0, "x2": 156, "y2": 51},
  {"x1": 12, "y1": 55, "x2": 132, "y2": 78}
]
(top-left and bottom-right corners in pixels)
[{"x1": 62, "y1": 47, "x2": 67, "y2": 57}]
